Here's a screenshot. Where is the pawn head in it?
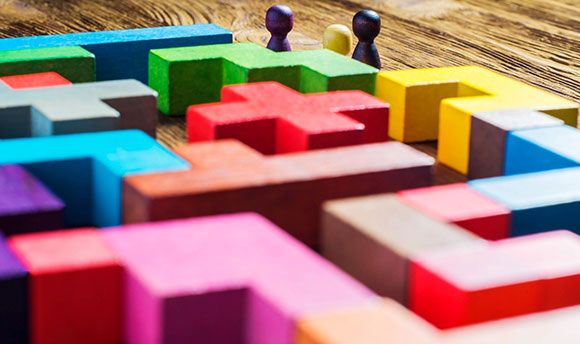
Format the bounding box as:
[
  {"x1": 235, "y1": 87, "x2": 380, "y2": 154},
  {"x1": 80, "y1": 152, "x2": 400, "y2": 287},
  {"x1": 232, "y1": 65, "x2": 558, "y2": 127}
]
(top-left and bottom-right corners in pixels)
[
  {"x1": 266, "y1": 5, "x2": 294, "y2": 36},
  {"x1": 353, "y1": 9, "x2": 381, "y2": 42},
  {"x1": 323, "y1": 24, "x2": 353, "y2": 56}
]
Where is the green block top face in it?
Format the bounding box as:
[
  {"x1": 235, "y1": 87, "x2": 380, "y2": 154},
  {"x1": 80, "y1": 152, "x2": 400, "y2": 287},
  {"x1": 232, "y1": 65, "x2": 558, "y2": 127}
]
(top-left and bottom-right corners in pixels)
[{"x1": 0, "y1": 46, "x2": 94, "y2": 63}]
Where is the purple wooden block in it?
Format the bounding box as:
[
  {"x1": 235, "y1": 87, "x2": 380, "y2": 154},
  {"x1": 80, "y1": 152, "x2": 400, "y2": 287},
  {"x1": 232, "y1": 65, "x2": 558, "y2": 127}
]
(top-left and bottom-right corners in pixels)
[
  {"x1": 104, "y1": 213, "x2": 376, "y2": 344},
  {"x1": 0, "y1": 165, "x2": 64, "y2": 235},
  {"x1": 0, "y1": 234, "x2": 28, "y2": 343}
]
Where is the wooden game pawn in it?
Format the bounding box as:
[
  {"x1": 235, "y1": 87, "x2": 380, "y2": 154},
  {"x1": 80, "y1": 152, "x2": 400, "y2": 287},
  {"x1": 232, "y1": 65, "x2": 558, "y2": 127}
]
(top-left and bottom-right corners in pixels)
[
  {"x1": 352, "y1": 9, "x2": 381, "y2": 69},
  {"x1": 266, "y1": 5, "x2": 293, "y2": 52},
  {"x1": 323, "y1": 24, "x2": 353, "y2": 56}
]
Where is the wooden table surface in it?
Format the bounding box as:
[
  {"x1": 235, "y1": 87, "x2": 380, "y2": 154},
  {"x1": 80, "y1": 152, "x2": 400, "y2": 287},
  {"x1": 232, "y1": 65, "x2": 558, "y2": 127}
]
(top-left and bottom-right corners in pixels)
[{"x1": 1, "y1": 0, "x2": 579, "y2": 184}]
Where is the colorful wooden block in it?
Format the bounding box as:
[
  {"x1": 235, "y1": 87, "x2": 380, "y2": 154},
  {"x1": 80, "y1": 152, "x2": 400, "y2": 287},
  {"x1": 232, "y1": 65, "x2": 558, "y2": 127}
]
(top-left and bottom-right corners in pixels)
[
  {"x1": 149, "y1": 42, "x2": 378, "y2": 115},
  {"x1": 505, "y1": 125, "x2": 580, "y2": 175},
  {"x1": 375, "y1": 66, "x2": 578, "y2": 174},
  {"x1": 321, "y1": 194, "x2": 478, "y2": 304},
  {"x1": 0, "y1": 72, "x2": 72, "y2": 90},
  {"x1": 468, "y1": 108, "x2": 563, "y2": 179},
  {"x1": 0, "y1": 46, "x2": 95, "y2": 82},
  {"x1": 8, "y1": 228, "x2": 121, "y2": 344},
  {"x1": 410, "y1": 230, "x2": 580, "y2": 329},
  {"x1": 0, "y1": 234, "x2": 28, "y2": 344},
  {"x1": 0, "y1": 130, "x2": 189, "y2": 227},
  {"x1": 0, "y1": 165, "x2": 64, "y2": 236},
  {"x1": 0, "y1": 24, "x2": 232, "y2": 83},
  {"x1": 469, "y1": 167, "x2": 580, "y2": 236},
  {"x1": 398, "y1": 183, "x2": 511, "y2": 240},
  {"x1": 123, "y1": 140, "x2": 433, "y2": 247},
  {"x1": 296, "y1": 299, "x2": 438, "y2": 344},
  {"x1": 187, "y1": 82, "x2": 389, "y2": 154},
  {"x1": 0, "y1": 78, "x2": 158, "y2": 138},
  {"x1": 103, "y1": 213, "x2": 377, "y2": 344}
]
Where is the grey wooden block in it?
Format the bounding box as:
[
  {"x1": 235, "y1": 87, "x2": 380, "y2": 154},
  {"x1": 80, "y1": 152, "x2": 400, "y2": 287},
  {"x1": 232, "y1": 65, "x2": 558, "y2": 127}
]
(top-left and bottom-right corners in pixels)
[{"x1": 0, "y1": 79, "x2": 157, "y2": 138}]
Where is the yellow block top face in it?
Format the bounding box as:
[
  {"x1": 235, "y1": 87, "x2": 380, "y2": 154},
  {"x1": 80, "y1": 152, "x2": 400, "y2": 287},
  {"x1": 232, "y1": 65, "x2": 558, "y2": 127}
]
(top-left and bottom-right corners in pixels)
[
  {"x1": 323, "y1": 24, "x2": 353, "y2": 56},
  {"x1": 376, "y1": 66, "x2": 578, "y2": 142}
]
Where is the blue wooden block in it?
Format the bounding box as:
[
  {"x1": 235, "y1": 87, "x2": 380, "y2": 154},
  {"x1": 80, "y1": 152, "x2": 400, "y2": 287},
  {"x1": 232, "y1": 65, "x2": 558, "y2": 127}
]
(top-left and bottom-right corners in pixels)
[
  {"x1": 0, "y1": 24, "x2": 232, "y2": 83},
  {"x1": 505, "y1": 125, "x2": 580, "y2": 175},
  {"x1": 0, "y1": 234, "x2": 28, "y2": 344},
  {"x1": 469, "y1": 167, "x2": 580, "y2": 236},
  {"x1": 0, "y1": 130, "x2": 189, "y2": 227}
]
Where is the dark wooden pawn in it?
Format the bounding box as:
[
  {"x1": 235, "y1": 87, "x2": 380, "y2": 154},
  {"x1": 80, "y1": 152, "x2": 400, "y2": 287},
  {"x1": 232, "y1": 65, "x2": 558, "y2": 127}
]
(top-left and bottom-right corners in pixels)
[
  {"x1": 352, "y1": 9, "x2": 381, "y2": 69},
  {"x1": 266, "y1": 5, "x2": 293, "y2": 52}
]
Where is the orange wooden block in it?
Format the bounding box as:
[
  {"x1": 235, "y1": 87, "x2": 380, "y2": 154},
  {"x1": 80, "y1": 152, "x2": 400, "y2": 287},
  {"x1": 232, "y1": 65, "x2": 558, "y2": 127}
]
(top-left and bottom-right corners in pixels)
[{"x1": 123, "y1": 140, "x2": 434, "y2": 247}]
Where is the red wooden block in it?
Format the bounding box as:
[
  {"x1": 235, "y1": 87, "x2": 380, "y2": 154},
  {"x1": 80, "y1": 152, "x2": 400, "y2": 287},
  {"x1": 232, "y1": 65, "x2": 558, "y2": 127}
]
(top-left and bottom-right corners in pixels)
[
  {"x1": 8, "y1": 228, "x2": 121, "y2": 344},
  {"x1": 0, "y1": 72, "x2": 72, "y2": 90},
  {"x1": 123, "y1": 139, "x2": 433, "y2": 247},
  {"x1": 398, "y1": 183, "x2": 511, "y2": 240},
  {"x1": 187, "y1": 81, "x2": 389, "y2": 154}
]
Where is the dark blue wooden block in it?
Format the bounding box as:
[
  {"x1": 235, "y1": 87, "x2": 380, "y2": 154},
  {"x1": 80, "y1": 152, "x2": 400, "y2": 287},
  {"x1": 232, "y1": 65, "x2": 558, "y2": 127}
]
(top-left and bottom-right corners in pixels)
[{"x1": 0, "y1": 234, "x2": 28, "y2": 344}]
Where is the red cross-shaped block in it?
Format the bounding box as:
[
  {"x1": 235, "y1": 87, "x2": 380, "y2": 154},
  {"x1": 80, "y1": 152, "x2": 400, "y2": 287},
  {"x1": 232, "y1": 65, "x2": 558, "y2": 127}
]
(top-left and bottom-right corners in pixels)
[{"x1": 187, "y1": 81, "x2": 389, "y2": 154}]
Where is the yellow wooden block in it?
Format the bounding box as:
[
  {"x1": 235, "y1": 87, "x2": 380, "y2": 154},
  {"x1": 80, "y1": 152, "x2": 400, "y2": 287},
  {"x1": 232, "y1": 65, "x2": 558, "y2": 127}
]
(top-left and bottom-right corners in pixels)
[
  {"x1": 295, "y1": 299, "x2": 439, "y2": 344},
  {"x1": 376, "y1": 66, "x2": 578, "y2": 174},
  {"x1": 323, "y1": 24, "x2": 352, "y2": 56}
]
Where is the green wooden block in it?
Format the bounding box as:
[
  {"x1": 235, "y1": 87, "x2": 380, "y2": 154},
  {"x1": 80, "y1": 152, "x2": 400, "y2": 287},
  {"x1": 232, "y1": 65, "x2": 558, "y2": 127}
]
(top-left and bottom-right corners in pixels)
[
  {"x1": 0, "y1": 46, "x2": 95, "y2": 82},
  {"x1": 149, "y1": 42, "x2": 379, "y2": 116}
]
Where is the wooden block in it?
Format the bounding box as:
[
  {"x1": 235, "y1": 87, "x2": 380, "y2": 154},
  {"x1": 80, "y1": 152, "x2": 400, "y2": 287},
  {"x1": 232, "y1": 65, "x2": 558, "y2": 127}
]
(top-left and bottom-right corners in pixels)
[
  {"x1": 8, "y1": 228, "x2": 121, "y2": 344},
  {"x1": 0, "y1": 79, "x2": 158, "y2": 138},
  {"x1": 468, "y1": 108, "x2": 564, "y2": 179},
  {"x1": 149, "y1": 42, "x2": 378, "y2": 115},
  {"x1": 0, "y1": 165, "x2": 64, "y2": 236},
  {"x1": 0, "y1": 130, "x2": 189, "y2": 227},
  {"x1": 123, "y1": 140, "x2": 434, "y2": 247},
  {"x1": 398, "y1": 183, "x2": 511, "y2": 240},
  {"x1": 0, "y1": 72, "x2": 72, "y2": 90},
  {"x1": 103, "y1": 213, "x2": 376, "y2": 344},
  {"x1": 505, "y1": 125, "x2": 580, "y2": 175},
  {"x1": 295, "y1": 299, "x2": 439, "y2": 344},
  {"x1": 375, "y1": 66, "x2": 578, "y2": 174},
  {"x1": 0, "y1": 24, "x2": 232, "y2": 83},
  {"x1": 321, "y1": 194, "x2": 478, "y2": 304},
  {"x1": 469, "y1": 167, "x2": 580, "y2": 236},
  {"x1": 0, "y1": 46, "x2": 95, "y2": 82},
  {"x1": 0, "y1": 234, "x2": 28, "y2": 344},
  {"x1": 187, "y1": 81, "x2": 389, "y2": 154}
]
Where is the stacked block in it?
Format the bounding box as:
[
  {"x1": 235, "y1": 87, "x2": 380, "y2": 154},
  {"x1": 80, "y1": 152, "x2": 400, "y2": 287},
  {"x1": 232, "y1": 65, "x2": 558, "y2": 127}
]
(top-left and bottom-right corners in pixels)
[
  {"x1": 149, "y1": 42, "x2": 378, "y2": 115},
  {"x1": 0, "y1": 165, "x2": 64, "y2": 236},
  {"x1": 123, "y1": 139, "x2": 434, "y2": 247},
  {"x1": 410, "y1": 230, "x2": 580, "y2": 329},
  {"x1": 0, "y1": 130, "x2": 189, "y2": 227},
  {"x1": 321, "y1": 194, "x2": 478, "y2": 303},
  {"x1": 187, "y1": 82, "x2": 389, "y2": 154},
  {"x1": 103, "y1": 213, "x2": 377, "y2": 344},
  {"x1": 9, "y1": 228, "x2": 121, "y2": 344},
  {"x1": 375, "y1": 66, "x2": 578, "y2": 174},
  {"x1": 0, "y1": 24, "x2": 232, "y2": 82},
  {"x1": 0, "y1": 77, "x2": 158, "y2": 138},
  {"x1": 0, "y1": 235, "x2": 28, "y2": 344},
  {"x1": 0, "y1": 72, "x2": 72, "y2": 90},
  {"x1": 398, "y1": 183, "x2": 511, "y2": 240}
]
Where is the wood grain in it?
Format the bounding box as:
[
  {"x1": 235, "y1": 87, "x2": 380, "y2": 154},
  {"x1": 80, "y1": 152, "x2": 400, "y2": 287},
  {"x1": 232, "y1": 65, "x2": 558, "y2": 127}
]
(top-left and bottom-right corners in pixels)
[{"x1": 1, "y1": 0, "x2": 578, "y2": 184}]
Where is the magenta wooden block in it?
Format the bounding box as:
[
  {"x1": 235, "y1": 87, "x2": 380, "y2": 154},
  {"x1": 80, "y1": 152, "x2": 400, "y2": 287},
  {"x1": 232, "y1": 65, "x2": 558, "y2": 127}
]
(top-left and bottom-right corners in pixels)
[
  {"x1": 0, "y1": 165, "x2": 64, "y2": 235},
  {"x1": 104, "y1": 213, "x2": 376, "y2": 344}
]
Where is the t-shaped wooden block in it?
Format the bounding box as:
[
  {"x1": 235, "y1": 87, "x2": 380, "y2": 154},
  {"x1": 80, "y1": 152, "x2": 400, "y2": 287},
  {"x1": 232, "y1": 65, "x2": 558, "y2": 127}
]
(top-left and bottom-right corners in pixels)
[
  {"x1": 123, "y1": 140, "x2": 434, "y2": 247},
  {"x1": 187, "y1": 82, "x2": 389, "y2": 154}
]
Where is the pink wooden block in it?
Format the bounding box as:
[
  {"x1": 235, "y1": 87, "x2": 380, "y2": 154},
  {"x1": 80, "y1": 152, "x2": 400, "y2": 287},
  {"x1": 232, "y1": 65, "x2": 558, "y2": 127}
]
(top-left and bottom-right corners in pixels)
[
  {"x1": 0, "y1": 72, "x2": 71, "y2": 90},
  {"x1": 103, "y1": 213, "x2": 376, "y2": 344}
]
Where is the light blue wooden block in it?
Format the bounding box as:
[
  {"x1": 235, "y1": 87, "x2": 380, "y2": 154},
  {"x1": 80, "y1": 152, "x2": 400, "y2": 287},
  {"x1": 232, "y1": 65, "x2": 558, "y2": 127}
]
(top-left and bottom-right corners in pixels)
[
  {"x1": 0, "y1": 130, "x2": 189, "y2": 227},
  {"x1": 505, "y1": 125, "x2": 580, "y2": 175},
  {"x1": 0, "y1": 24, "x2": 232, "y2": 82},
  {"x1": 469, "y1": 167, "x2": 580, "y2": 236}
]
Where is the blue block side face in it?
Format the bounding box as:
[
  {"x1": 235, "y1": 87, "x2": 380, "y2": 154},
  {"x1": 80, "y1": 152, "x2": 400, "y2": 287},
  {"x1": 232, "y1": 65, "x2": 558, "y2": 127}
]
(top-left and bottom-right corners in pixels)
[
  {"x1": 511, "y1": 202, "x2": 580, "y2": 237},
  {"x1": 0, "y1": 240, "x2": 28, "y2": 344},
  {"x1": 505, "y1": 126, "x2": 580, "y2": 175}
]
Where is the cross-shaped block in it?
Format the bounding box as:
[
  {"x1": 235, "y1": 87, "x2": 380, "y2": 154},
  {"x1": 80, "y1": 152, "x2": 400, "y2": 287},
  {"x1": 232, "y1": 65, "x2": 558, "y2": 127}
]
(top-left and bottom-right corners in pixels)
[
  {"x1": 123, "y1": 139, "x2": 433, "y2": 247},
  {"x1": 103, "y1": 213, "x2": 376, "y2": 344},
  {"x1": 187, "y1": 82, "x2": 389, "y2": 154},
  {"x1": 0, "y1": 24, "x2": 232, "y2": 83},
  {"x1": 0, "y1": 77, "x2": 158, "y2": 138},
  {"x1": 149, "y1": 42, "x2": 378, "y2": 115}
]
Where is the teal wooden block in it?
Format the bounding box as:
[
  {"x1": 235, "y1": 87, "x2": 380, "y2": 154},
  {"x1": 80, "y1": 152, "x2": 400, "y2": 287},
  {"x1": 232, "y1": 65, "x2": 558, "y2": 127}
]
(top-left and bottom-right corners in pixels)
[{"x1": 149, "y1": 42, "x2": 379, "y2": 115}]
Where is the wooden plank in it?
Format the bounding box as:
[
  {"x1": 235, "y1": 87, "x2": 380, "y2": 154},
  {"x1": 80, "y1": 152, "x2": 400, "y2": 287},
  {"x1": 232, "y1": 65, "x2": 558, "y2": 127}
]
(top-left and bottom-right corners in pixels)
[{"x1": 122, "y1": 140, "x2": 434, "y2": 247}]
